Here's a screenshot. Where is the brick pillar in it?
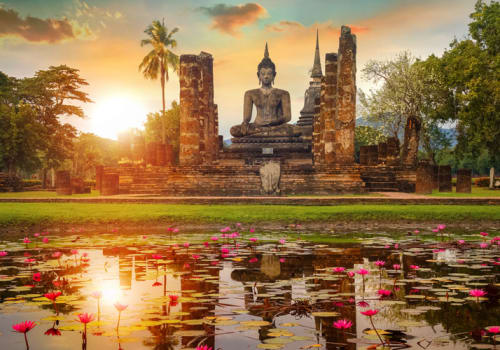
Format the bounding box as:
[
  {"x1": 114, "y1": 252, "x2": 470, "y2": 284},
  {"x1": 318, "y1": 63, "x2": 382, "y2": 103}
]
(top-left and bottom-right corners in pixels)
[
  {"x1": 378, "y1": 142, "x2": 387, "y2": 164},
  {"x1": 312, "y1": 96, "x2": 321, "y2": 165},
  {"x1": 56, "y1": 170, "x2": 72, "y2": 195},
  {"x1": 359, "y1": 146, "x2": 369, "y2": 165},
  {"x1": 198, "y1": 52, "x2": 215, "y2": 164},
  {"x1": 335, "y1": 26, "x2": 356, "y2": 164},
  {"x1": 456, "y1": 168, "x2": 472, "y2": 193},
  {"x1": 213, "y1": 104, "x2": 219, "y2": 161},
  {"x1": 386, "y1": 137, "x2": 400, "y2": 165},
  {"x1": 402, "y1": 116, "x2": 421, "y2": 167},
  {"x1": 324, "y1": 53, "x2": 338, "y2": 164},
  {"x1": 438, "y1": 165, "x2": 452, "y2": 192},
  {"x1": 416, "y1": 162, "x2": 434, "y2": 194},
  {"x1": 432, "y1": 165, "x2": 439, "y2": 189},
  {"x1": 179, "y1": 54, "x2": 201, "y2": 165}
]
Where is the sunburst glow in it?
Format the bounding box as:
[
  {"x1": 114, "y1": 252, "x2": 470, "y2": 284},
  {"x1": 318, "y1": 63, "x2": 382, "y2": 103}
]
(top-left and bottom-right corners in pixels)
[{"x1": 90, "y1": 95, "x2": 148, "y2": 140}]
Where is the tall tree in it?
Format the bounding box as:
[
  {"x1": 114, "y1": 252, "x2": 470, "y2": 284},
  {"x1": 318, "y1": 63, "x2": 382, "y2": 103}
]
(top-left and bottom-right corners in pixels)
[
  {"x1": 359, "y1": 52, "x2": 449, "y2": 165},
  {"x1": 19, "y1": 65, "x2": 92, "y2": 186},
  {"x1": 139, "y1": 19, "x2": 179, "y2": 144},
  {"x1": 424, "y1": 0, "x2": 499, "y2": 167},
  {"x1": 144, "y1": 101, "x2": 180, "y2": 163}
]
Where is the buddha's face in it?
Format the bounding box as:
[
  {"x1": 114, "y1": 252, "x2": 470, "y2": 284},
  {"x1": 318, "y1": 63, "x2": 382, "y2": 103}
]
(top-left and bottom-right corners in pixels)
[{"x1": 258, "y1": 67, "x2": 275, "y2": 86}]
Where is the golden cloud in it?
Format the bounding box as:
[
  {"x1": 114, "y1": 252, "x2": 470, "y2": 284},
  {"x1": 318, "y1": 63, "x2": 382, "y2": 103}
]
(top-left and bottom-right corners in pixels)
[{"x1": 199, "y1": 3, "x2": 268, "y2": 36}]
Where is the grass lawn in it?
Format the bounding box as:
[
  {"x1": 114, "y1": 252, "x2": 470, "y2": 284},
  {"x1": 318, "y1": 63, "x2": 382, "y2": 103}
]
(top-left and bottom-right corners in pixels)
[
  {"x1": 0, "y1": 203, "x2": 498, "y2": 227},
  {"x1": 429, "y1": 186, "x2": 500, "y2": 197},
  {"x1": 0, "y1": 190, "x2": 100, "y2": 198}
]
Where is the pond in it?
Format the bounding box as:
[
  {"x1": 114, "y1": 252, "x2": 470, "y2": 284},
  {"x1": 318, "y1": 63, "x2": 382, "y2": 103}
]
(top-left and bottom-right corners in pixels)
[{"x1": 0, "y1": 226, "x2": 499, "y2": 350}]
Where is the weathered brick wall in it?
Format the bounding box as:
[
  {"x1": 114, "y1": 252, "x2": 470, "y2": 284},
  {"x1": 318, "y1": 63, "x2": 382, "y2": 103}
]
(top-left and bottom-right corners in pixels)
[
  {"x1": 335, "y1": 26, "x2": 356, "y2": 164},
  {"x1": 179, "y1": 52, "x2": 218, "y2": 166},
  {"x1": 323, "y1": 53, "x2": 338, "y2": 164}
]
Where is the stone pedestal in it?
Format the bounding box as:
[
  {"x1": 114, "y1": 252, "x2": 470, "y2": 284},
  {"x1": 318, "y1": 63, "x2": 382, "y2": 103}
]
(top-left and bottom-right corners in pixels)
[
  {"x1": 402, "y1": 117, "x2": 421, "y2": 167},
  {"x1": 101, "y1": 173, "x2": 119, "y2": 195},
  {"x1": 456, "y1": 168, "x2": 471, "y2": 193},
  {"x1": 56, "y1": 170, "x2": 71, "y2": 195},
  {"x1": 416, "y1": 163, "x2": 433, "y2": 194},
  {"x1": 438, "y1": 165, "x2": 452, "y2": 192}
]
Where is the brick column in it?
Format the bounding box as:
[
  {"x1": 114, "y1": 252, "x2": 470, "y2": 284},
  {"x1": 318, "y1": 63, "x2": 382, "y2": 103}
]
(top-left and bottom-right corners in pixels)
[
  {"x1": 335, "y1": 26, "x2": 356, "y2": 164},
  {"x1": 438, "y1": 165, "x2": 452, "y2": 192},
  {"x1": 386, "y1": 137, "x2": 400, "y2": 165},
  {"x1": 416, "y1": 163, "x2": 434, "y2": 194},
  {"x1": 323, "y1": 53, "x2": 338, "y2": 164},
  {"x1": 377, "y1": 142, "x2": 387, "y2": 164},
  {"x1": 402, "y1": 116, "x2": 421, "y2": 167},
  {"x1": 456, "y1": 168, "x2": 472, "y2": 193}
]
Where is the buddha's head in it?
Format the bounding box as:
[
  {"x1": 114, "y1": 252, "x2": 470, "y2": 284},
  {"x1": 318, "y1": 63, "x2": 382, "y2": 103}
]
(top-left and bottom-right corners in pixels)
[{"x1": 257, "y1": 43, "x2": 276, "y2": 86}]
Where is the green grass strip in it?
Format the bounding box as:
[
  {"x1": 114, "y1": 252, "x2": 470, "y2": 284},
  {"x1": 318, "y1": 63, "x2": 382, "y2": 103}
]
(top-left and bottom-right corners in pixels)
[{"x1": 0, "y1": 203, "x2": 498, "y2": 227}]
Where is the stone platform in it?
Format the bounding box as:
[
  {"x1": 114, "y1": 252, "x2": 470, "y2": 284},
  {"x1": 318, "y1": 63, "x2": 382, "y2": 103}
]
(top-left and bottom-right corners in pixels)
[{"x1": 107, "y1": 163, "x2": 366, "y2": 196}]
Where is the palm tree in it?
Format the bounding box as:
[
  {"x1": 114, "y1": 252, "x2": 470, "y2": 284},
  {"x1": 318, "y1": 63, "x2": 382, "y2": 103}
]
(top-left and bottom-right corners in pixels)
[{"x1": 139, "y1": 19, "x2": 179, "y2": 144}]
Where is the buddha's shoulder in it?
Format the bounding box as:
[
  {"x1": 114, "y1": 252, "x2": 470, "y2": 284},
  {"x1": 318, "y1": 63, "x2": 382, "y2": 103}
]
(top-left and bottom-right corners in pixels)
[
  {"x1": 244, "y1": 88, "x2": 290, "y2": 96},
  {"x1": 272, "y1": 88, "x2": 290, "y2": 96}
]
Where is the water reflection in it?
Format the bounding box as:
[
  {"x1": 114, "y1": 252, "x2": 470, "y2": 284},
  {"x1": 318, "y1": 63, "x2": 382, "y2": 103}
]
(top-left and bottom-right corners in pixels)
[{"x1": 0, "y1": 232, "x2": 498, "y2": 349}]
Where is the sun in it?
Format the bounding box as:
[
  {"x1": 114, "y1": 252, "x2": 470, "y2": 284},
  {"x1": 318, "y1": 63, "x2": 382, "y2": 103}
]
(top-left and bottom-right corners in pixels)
[{"x1": 90, "y1": 95, "x2": 149, "y2": 140}]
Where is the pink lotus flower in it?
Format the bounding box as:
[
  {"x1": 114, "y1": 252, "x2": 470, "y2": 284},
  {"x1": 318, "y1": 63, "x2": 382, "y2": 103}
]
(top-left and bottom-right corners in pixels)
[
  {"x1": 249, "y1": 237, "x2": 258, "y2": 243},
  {"x1": 114, "y1": 302, "x2": 128, "y2": 312},
  {"x1": 393, "y1": 264, "x2": 401, "y2": 270},
  {"x1": 480, "y1": 243, "x2": 489, "y2": 249},
  {"x1": 183, "y1": 243, "x2": 190, "y2": 248},
  {"x1": 394, "y1": 243, "x2": 399, "y2": 249},
  {"x1": 438, "y1": 224, "x2": 446, "y2": 230},
  {"x1": 173, "y1": 228, "x2": 179, "y2": 233},
  {"x1": 432, "y1": 228, "x2": 439, "y2": 233},
  {"x1": 91, "y1": 291, "x2": 102, "y2": 299},
  {"x1": 195, "y1": 345, "x2": 212, "y2": 350},
  {"x1": 34, "y1": 233, "x2": 40, "y2": 237},
  {"x1": 377, "y1": 289, "x2": 392, "y2": 297},
  {"x1": 469, "y1": 289, "x2": 487, "y2": 302},
  {"x1": 24, "y1": 258, "x2": 36, "y2": 264},
  {"x1": 347, "y1": 271, "x2": 355, "y2": 277},
  {"x1": 71, "y1": 249, "x2": 78, "y2": 255},
  {"x1": 458, "y1": 239, "x2": 465, "y2": 245},
  {"x1": 221, "y1": 248, "x2": 230, "y2": 254},
  {"x1": 44, "y1": 291, "x2": 62, "y2": 301},
  {"x1": 142, "y1": 235, "x2": 147, "y2": 239},
  {"x1": 488, "y1": 326, "x2": 500, "y2": 334},
  {"x1": 23, "y1": 237, "x2": 31, "y2": 244},
  {"x1": 221, "y1": 226, "x2": 231, "y2": 233},
  {"x1": 203, "y1": 241, "x2": 209, "y2": 247},
  {"x1": 44, "y1": 327, "x2": 61, "y2": 336},
  {"x1": 42, "y1": 237, "x2": 49, "y2": 243},
  {"x1": 279, "y1": 239, "x2": 286, "y2": 244},
  {"x1": 249, "y1": 228, "x2": 255, "y2": 233},
  {"x1": 357, "y1": 300, "x2": 370, "y2": 308},
  {"x1": 52, "y1": 252, "x2": 62, "y2": 258},
  {"x1": 333, "y1": 319, "x2": 352, "y2": 329},
  {"x1": 169, "y1": 295, "x2": 179, "y2": 303},
  {"x1": 414, "y1": 230, "x2": 420, "y2": 234},
  {"x1": 192, "y1": 254, "x2": 200, "y2": 260},
  {"x1": 361, "y1": 309, "x2": 379, "y2": 317},
  {"x1": 374, "y1": 260, "x2": 386, "y2": 267},
  {"x1": 279, "y1": 258, "x2": 285, "y2": 263},
  {"x1": 211, "y1": 236, "x2": 218, "y2": 241},
  {"x1": 13, "y1": 320, "x2": 36, "y2": 333},
  {"x1": 0, "y1": 251, "x2": 7, "y2": 256},
  {"x1": 33, "y1": 272, "x2": 41, "y2": 282},
  {"x1": 356, "y1": 268, "x2": 369, "y2": 275},
  {"x1": 410, "y1": 265, "x2": 419, "y2": 270},
  {"x1": 151, "y1": 254, "x2": 162, "y2": 259},
  {"x1": 77, "y1": 313, "x2": 95, "y2": 324},
  {"x1": 480, "y1": 232, "x2": 489, "y2": 237},
  {"x1": 249, "y1": 257, "x2": 258, "y2": 263},
  {"x1": 333, "y1": 267, "x2": 345, "y2": 273}
]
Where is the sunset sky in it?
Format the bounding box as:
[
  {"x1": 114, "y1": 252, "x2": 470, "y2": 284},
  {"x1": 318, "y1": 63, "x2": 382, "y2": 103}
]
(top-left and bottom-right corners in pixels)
[{"x1": 0, "y1": 0, "x2": 475, "y2": 139}]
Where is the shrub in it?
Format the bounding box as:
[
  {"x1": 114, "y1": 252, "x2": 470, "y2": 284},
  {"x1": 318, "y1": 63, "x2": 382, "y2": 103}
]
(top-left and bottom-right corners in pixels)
[{"x1": 474, "y1": 177, "x2": 490, "y2": 187}]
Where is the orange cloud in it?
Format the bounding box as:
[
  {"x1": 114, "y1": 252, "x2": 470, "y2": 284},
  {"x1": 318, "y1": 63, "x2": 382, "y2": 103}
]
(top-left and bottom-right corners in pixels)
[
  {"x1": 0, "y1": 7, "x2": 77, "y2": 43},
  {"x1": 199, "y1": 3, "x2": 268, "y2": 36},
  {"x1": 266, "y1": 20, "x2": 304, "y2": 32}
]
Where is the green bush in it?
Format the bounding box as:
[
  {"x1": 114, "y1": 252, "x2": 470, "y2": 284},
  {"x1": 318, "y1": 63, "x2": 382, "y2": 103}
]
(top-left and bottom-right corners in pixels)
[{"x1": 22, "y1": 179, "x2": 42, "y2": 187}]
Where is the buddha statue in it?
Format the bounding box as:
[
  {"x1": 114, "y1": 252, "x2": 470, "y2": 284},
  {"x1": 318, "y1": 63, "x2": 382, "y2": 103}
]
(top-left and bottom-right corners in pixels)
[{"x1": 230, "y1": 44, "x2": 300, "y2": 138}]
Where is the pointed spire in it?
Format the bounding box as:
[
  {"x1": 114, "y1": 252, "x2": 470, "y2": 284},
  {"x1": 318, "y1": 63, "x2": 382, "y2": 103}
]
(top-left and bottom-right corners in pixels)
[
  {"x1": 264, "y1": 42, "x2": 269, "y2": 58},
  {"x1": 311, "y1": 29, "x2": 323, "y2": 78}
]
